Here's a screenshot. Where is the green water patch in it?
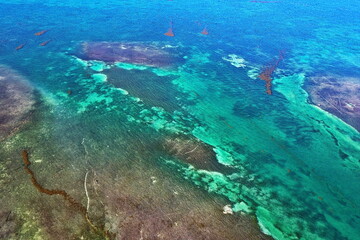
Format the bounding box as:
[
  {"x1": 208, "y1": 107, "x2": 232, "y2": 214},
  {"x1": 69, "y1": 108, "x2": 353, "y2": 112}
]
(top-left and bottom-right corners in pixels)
[
  {"x1": 162, "y1": 48, "x2": 360, "y2": 240},
  {"x1": 63, "y1": 45, "x2": 360, "y2": 239}
]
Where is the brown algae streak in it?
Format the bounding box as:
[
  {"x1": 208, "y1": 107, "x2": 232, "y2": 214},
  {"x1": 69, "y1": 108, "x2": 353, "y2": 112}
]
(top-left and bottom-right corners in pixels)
[
  {"x1": 21, "y1": 150, "x2": 114, "y2": 239},
  {"x1": 258, "y1": 51, "x2": 285, "y2": 95}
]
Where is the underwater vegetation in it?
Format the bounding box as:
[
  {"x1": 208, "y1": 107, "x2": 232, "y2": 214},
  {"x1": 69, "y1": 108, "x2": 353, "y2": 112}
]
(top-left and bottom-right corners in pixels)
[
  {"x1": 200, "y1": 27, "x2": 209, "y2": 35},
  {"x1": 22, "y1": 150, "x2": 114, "y2": 239},
  {"x1": 258, "y1": 51, "x2": 284, "y2": 95},
  {"x1": 34, "y1": 30, "x2": 48, "y2": 36},
  {"x1": 15, "y1": 44, "x2": 25, "y2": 51},
  {"x1": 39, "y1": 40, "x2": 51, "y2": 46}
]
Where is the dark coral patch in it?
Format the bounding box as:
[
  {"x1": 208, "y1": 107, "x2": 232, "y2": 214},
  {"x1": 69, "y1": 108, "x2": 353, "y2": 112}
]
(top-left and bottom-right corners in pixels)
[
  {"x1": 74, "y1": 41, "x2": 181, "y2": 68},
  {"x1": 305, "y1": 75, "x2": 360, "y2": 132},
  {"x1": 163, "y1": 135, "x2": 234, "y2": 174}
]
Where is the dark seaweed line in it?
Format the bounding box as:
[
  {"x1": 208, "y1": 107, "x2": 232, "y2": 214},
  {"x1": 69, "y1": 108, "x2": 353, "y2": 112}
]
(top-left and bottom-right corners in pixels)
[{"x1": 21, "y1": 150, "x2": 114, "y2": 240}]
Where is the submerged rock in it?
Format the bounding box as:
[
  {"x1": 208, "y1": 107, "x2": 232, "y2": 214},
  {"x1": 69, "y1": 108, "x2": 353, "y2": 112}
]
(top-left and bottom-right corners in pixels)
[
  {"x1": 305, "y1": 75, "x2": 360, "y2": 131},
  {"x1": 75, "y1": 41, "x2": 179, "y2": 67},
  {"x1": 163, "y1": 135, "x2": 234, "y2": 173},
  {"x1": 0, "y1": 65, "x2": 35, "y2": 140}
]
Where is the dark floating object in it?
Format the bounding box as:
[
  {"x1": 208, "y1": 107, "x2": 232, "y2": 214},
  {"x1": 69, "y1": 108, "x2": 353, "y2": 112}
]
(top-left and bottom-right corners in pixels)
[
  {"x1": 21, "y1": 150, "x2": 114, "y2": 239},
  {"x1": 258, "y1": 51, "x2": 284, "y2": 95},
  {"x1": 67, "y1": 89, "x2": 72, "y2": 95},
  {"x1": 39, "y1": 40, "x2": 51, "y2": 46},
  {"x1": 34, "y1": 30, "x2": 48, "y2": 36},
  {"x1": 15, "y1": 44, "x2": 25, "y2": 50}
]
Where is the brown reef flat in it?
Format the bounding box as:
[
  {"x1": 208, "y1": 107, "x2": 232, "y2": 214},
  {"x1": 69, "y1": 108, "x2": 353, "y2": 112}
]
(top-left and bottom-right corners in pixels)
[
  {"x1": 306, "y1": 76, "x2": 360, "y2": 131},
  {"x1": 98, "y1": 160, "x2": 272, "y2": 240},
  {"x1": 0, "y1": 65, "x2": 35, "y2": 140},
  {"x1": 10, "y1": 146, "x2": 272, "y2": 240}
]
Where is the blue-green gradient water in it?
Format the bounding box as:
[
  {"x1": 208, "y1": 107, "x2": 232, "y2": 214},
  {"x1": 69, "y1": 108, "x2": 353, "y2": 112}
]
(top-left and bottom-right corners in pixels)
[{"x1": 0, "y1": 1, "x2": 359, "y2": 239}]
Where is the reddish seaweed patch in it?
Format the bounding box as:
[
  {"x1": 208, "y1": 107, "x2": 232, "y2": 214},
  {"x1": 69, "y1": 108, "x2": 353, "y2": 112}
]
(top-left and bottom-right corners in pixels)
[
  {"x1": 22, "y1": 150, "x2": 114, "y2": 239},
  {"x1": 201, "y1": 27, "x2": 209, "y2": 35},
  {"x1": 34, "y1": 30, "x2": 48, "y2": 36},
  {"x1": 164, "y1": 21, "x2": 175, "y2": 37},
  {"x1": 15, "y1": 44, "x2": 25, "y2": 50},
  {"x1": 39, "y1": 40, "x2": 51, "y2": 46},
  {"x1": 75, "y1": 41, "x2": 176, "y2": 67},
  {"x1": 258, "y1": 51, "x2": 284, "y2": 95},
  {"x1": 164, "y1": 28, "x2": 175, "y2": 37}
]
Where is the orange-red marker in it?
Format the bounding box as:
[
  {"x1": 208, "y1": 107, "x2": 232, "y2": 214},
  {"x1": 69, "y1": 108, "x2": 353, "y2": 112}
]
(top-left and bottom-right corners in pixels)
[
  {"x1": 164, "y1": 28, "x2": 174, "y2": 37},
  {"x1": 34, "y1": 30, "x2": 48, "y2": 36},
  {"x1": 16, "y1": 44, "x2": 25, "y2": 50},
  {"x1": 201, "y1": 27, "x2": 209, "y2": 35},
  {"x1": 164, "y1": 21, "x2": 175, "y2": 37},
  {"x1": 40, "y1": 40, "x2": 51, "y2": 46}
]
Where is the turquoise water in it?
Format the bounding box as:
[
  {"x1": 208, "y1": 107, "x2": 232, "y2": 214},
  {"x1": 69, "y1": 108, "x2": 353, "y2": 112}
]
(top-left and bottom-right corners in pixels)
[{"x1": 0, "y1": 1, "x2": 359, "y2": 239}]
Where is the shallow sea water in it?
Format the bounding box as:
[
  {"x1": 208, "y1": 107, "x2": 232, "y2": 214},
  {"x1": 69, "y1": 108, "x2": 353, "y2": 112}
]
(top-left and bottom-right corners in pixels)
[{"x1": 0, "y1": 1, "x2": 359, "y2": 240}]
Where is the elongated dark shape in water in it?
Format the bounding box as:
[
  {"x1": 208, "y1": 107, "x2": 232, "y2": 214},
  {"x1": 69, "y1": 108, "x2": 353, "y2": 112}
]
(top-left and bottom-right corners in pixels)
[{"x1": 21, "y1": 150, "x2": 114, "y2": 239}]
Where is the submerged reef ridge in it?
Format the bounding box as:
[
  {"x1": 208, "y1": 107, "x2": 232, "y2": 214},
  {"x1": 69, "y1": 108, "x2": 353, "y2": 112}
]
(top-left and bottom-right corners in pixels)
[
  {"x1": 306, "y1": 75, "x2": 360, "y2": 131},
  {"x1": 75, "y1": 41, "x2": 177, "y2": 67}
]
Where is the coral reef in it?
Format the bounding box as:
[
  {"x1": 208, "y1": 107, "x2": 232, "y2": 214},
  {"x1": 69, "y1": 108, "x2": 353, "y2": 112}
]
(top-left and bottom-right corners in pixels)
[
  {"x1": 75, "y1": 41, "x2": 176, "y2": 67},
  {"x1": 99, "y1": 162, "x2": 272, "y2": 240},
  {"x1": 163, "y1": 135, "x2": 233, "y2": 173},
  {"x1": 222, "y1": 54, "x2": 246, "y2": 68},
  {"x1": 305, "y1": 75, "x2": 360, "y2": 131},
  {"x1": 0, "y1": 65, "x2": 35, "y2": 140}
]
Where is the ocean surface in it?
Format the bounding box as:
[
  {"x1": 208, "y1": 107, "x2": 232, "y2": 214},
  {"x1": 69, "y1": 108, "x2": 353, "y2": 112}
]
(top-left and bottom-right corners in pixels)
[{"x1": 0, "y1": 1, "x2": 359, "y2": 239}]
